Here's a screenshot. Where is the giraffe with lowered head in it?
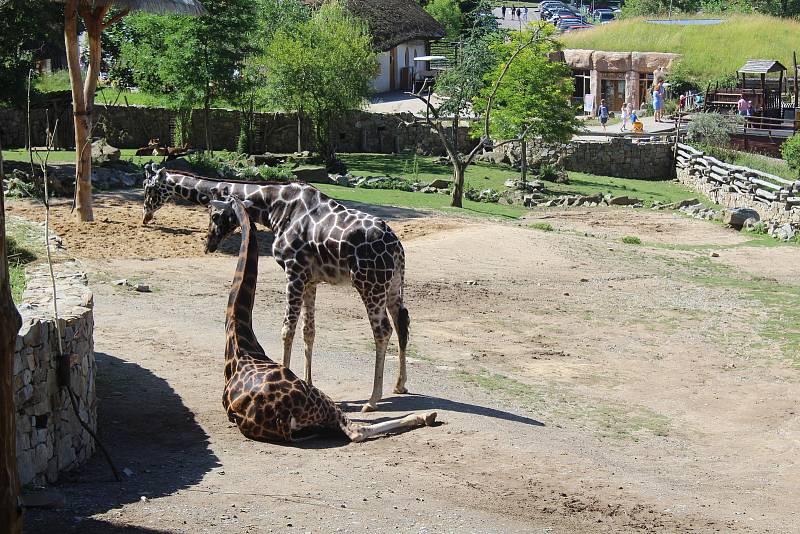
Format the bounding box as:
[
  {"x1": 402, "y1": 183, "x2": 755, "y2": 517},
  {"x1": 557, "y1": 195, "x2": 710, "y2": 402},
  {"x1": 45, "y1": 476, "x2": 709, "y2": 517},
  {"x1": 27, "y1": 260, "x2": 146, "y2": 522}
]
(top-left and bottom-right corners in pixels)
[
  {"x1": 142, "y1": 165, "x2": 410, "y2": 412},
  {"x1": 215, "y1": 195, "x2": 436, "y2": 441}
]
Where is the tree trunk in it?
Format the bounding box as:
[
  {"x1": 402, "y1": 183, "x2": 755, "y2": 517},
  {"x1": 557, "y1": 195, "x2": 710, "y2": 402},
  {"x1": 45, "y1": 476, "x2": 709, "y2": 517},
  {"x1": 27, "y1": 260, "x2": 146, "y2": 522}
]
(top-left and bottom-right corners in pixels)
[
  {"x1": 520, "y1": 138, "x2": 527, "y2": 183},
  {"x1": 296, "y1": 111, "x2": 302, "y2": 153},
  {"x1": 65, "y1": 0, "x2": 94, "y2": 222},
  {"x1": 204, "y1": 89, "x2": 212, "y2": 155},
  {"x1": 450, "y1": 162, "x2": 465, "y2": 208},
  {"x1": 0, "y1": 134, "x2": 24, "y2": 534}
]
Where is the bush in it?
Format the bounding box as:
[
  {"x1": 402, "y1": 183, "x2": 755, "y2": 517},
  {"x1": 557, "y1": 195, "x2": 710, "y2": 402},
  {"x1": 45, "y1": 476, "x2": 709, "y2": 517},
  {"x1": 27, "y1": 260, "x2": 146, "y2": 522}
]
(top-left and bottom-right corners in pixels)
[
  {"x1": 686, "y1": 112, "x2": 742, "y2": 147},
  {"x1": 622, "y1": 235, "x2": 642, "y2": 245},
  {"x1": 357, "y1": 177, "x2": 416, "y2": 192},
  {"x1": 780, "y1": 133, "x2": 800, "y2": 177},
  {"x1": 530, "y1": 222, "x2": 553, "y2": 232}
]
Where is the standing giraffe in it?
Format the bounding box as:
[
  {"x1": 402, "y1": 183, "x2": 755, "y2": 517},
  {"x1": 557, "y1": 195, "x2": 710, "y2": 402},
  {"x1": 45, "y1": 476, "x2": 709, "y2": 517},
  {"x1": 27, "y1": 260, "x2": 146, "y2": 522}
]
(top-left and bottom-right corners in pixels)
[
  {"x1": 216, "y1": 196, "x2": 436, "y2": 441},
  {"x1": 143, "y1": 165, "x2": 410, "y2": 412}
]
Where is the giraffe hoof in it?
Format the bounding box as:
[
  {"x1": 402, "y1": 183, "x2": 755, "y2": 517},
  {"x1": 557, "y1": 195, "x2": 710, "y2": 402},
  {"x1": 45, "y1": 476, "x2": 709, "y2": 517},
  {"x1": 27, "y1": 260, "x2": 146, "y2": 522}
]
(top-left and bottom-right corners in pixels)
[
  {"x1": 361, "y1": 403, "x2": 377, "y2": 413},
  {"x1": 393, "y1": 386, "x2": 408, "y2": 394},
  {"x1": 423, "y1": 412, "x2": 437, "y2": 426}
]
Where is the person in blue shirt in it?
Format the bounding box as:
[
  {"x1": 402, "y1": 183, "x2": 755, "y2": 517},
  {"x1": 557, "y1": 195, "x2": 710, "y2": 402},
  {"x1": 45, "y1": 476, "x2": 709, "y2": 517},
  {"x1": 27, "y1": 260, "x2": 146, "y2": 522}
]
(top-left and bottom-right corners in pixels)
[{"x1": 598, "y1": 99, "x2": 609, "y2": 131}]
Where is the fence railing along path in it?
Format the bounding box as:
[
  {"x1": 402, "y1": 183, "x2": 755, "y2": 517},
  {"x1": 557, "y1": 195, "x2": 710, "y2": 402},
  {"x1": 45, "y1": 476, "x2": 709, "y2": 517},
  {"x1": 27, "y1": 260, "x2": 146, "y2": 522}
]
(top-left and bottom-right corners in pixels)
[{"x1": 675, "y1": 142, "x2": 800, "y2": 209}]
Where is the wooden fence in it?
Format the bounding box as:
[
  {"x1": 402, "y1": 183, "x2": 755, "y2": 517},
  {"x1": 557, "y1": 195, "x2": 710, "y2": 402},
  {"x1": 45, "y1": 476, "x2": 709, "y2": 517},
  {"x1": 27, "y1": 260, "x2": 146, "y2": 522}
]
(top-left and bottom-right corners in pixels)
[{"x1": 675, "y1": 142, "x2": 800, "y2": 209}]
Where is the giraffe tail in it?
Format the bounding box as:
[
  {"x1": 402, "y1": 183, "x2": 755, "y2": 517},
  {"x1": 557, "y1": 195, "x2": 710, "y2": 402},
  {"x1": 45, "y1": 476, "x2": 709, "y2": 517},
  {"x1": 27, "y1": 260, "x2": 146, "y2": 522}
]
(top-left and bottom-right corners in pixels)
[{"x1": 397, "y1": 306, "x2": 410, "y2": 352}]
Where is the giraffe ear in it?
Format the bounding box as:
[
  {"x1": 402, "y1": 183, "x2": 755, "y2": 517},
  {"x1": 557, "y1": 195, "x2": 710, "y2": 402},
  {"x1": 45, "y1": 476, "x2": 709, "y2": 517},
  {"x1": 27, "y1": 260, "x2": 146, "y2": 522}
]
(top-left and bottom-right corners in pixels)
[
  {"x1": 241, "y1": 200, "x2": 254, "y2": 209},
  {"x1": 209, "y1": 200, "x2": 228, "y2": 210}
]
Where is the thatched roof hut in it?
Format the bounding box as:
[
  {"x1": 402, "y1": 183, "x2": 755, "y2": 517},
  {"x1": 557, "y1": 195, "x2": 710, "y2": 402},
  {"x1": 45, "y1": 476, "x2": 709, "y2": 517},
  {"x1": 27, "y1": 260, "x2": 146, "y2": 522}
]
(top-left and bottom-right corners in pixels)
[{"x1": 302, "y1": 0, "x2": 445, "y2": 51}]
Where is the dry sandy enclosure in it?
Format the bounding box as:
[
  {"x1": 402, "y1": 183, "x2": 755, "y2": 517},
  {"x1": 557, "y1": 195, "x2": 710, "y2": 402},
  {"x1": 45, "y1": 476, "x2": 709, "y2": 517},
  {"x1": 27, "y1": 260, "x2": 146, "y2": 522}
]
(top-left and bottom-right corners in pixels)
[{"x1": 8, "y1": 192, "x2": 800, "y2": 534}]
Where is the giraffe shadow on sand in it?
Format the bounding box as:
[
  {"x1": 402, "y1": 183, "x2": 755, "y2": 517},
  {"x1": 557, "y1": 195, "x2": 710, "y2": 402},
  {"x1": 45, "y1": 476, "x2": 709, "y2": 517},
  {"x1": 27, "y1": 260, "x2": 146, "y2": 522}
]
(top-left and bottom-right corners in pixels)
[
  {"x1": 22, "y1": 352, "x2": 220, "y2": 534},
  {"x1": 340, "y1": 393, "x2": 545, "y2": 428}
]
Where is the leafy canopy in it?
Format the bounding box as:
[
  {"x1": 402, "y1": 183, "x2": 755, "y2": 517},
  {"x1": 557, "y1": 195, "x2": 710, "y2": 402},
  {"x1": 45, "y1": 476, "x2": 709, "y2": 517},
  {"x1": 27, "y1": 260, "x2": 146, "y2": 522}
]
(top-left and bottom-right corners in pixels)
[
  {"x1": 424, "y1": 0, "x2": 463, "y2": 39},
  {"x1": 476, "y1": 27, "x2": 580, "y2": 144},
  {"x1": 263, "y1": 0, "x2": 377, "y2": 160},
  {"x1": 117, "y1": 0, "x2": 258, "y2": 110}
]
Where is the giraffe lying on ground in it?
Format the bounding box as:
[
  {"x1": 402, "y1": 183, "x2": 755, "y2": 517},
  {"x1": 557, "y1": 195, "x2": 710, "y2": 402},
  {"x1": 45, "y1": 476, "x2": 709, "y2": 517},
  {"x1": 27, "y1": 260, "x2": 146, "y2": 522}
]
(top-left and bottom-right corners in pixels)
[
  {"x1": 143, "y1": 164, "x2": 410, "y2": 412},
  {"x1": 216, "y1": 196, "x2": 436, "y2": 442}
]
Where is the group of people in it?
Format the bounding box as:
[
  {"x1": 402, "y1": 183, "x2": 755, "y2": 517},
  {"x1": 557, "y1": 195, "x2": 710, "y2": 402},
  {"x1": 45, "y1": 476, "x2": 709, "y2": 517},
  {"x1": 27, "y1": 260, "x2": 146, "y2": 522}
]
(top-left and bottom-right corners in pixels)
[
  {"x1": 597, "y1": 100, "x2": 639, "y2": 132},
  {"x1": 500, "y1": 5, "x2": 529, "y2": 20},
  {"x1": 678, "y1": 92, "x2": 705, "y2": 112}
]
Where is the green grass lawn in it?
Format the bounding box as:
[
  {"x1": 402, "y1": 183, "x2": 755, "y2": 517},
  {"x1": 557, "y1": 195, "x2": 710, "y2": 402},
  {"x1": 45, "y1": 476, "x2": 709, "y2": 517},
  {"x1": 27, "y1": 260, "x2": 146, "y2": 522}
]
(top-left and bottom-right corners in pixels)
[
  {"x1": 10, "y1": 264, "x2": 26, "y2": 304},
  {"x1": 340, "y1": 152, "x2": 699, "y2": 207},
  {"x1": 6, "y1": 225, "x2": 38, "y2": 304},
  {"x1": 3, "y1": 148, "x2": 157, "y2": 167},
  {"x1": 559, "y1": 15, "x2": 800, "y2": 86}
]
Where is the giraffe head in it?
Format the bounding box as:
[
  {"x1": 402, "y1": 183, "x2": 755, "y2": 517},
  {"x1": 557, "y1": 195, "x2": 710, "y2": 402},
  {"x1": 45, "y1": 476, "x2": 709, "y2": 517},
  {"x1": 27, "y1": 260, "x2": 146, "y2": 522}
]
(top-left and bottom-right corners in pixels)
[
  {"x1": 205, "y1": 196, "x2": 254, "y2": 253},
  {"x1": 142, "y1": 164, "x2": 170, "y2": 225}
]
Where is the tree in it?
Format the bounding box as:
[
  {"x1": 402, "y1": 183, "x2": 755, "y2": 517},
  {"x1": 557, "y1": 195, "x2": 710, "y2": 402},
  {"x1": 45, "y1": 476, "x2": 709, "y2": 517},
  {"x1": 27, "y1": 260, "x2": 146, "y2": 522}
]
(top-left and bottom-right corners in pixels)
[
  {"x1": 424, "y1": 0, "x2": 463, "y2": 39},
  {"x1": 781, "y1": 133, "x2": 800, "y2": 177},
  {"x1": 236, "y1": 0, "x2": 310, "y2": 153},
  {"x1": 475, "y1": 28, "x2": 580, "y2": 182},
  {"x1": 119, "y1": 0, "x2": 256, "y2": 153},
  {"x1": 1, "y1": 132, "x2": 24, "y2": 534},
  {"x1": 54, "y1": 0, "x2": 205, "y2": 223},
  {"x1": 0, "y1": 0, "x2": 63, "y2": 108},
  {"x1": 263, "y1": 0, "x2": 377, "y2": 164}
]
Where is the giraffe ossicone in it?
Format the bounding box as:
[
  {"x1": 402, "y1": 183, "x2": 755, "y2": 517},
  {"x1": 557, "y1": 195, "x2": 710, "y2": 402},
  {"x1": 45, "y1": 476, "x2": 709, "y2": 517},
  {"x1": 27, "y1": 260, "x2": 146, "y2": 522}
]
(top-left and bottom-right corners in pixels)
[
  {"x1": 219, "y1": 195, "x2": 436, "y2": 442},
  {"x1": 143, "y1": 164, "x2": 412, "y2": 411}
]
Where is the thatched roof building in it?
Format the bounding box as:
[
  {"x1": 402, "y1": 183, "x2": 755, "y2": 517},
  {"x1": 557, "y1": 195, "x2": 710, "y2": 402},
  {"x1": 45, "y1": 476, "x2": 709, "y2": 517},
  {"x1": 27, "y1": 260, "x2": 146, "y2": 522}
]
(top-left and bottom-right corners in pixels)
[{"x1": 302, "y1": 0, "x2": 445, "y2": 52}]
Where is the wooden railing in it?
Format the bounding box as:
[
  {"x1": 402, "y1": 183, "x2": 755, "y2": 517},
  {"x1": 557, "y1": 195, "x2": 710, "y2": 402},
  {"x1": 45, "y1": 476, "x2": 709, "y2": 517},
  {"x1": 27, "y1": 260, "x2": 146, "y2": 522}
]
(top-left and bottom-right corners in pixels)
[{"x1": 675, "y1": 142, "x2": 800, "y2": 208}]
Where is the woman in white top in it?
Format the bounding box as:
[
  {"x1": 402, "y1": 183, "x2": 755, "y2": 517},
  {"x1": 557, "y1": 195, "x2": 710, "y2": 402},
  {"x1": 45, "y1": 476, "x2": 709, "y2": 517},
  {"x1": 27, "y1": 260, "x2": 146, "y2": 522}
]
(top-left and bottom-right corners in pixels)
[{"x1": 620, "y1": 102, "x2": 633, "y2": 132}]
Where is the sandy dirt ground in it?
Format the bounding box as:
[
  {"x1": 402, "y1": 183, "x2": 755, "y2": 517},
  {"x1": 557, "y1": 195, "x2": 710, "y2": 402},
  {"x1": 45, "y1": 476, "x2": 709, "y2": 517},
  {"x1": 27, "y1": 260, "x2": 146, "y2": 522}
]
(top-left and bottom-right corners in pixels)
[{"x1": 9, "y1": 192, "x2": 800, "y2": 534}]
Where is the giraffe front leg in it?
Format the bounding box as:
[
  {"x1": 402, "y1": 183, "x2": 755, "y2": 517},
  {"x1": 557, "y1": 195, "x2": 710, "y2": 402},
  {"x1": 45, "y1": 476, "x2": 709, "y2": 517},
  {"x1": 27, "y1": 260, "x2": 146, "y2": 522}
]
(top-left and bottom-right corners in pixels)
[
  {"x1": 301, "y1": 285, "x2": 317, "y2": 385},
  {"x1": 282, "y1": 275, "x2": 305, "y2": 370}
]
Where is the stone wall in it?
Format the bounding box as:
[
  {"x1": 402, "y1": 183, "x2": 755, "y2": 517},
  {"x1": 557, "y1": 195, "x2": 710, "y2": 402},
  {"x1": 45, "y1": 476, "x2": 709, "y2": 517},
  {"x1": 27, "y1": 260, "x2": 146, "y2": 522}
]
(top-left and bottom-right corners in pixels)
[
  {"x1": 676, "y1": 167, "x2": 800, "y2": 228},
  {"x1": 13, "y1": 262, "x2": 96, "y2": 486},
  {"x1": 502, "y1": 136, "x2": 676, "y2": 180},
  {"x1": 1, "y1": 105, "x2": 476, "y2": 156},
  {"x1": 565, "y1": 137, "x2": 675, "y2": 180}
]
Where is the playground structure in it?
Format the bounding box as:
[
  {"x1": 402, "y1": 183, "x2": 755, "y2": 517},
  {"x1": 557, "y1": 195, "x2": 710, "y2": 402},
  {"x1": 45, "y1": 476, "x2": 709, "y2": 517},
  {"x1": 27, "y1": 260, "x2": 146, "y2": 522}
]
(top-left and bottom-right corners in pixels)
[{"x1": 702, "y1": 57, "x2": 800, "y2": 154}]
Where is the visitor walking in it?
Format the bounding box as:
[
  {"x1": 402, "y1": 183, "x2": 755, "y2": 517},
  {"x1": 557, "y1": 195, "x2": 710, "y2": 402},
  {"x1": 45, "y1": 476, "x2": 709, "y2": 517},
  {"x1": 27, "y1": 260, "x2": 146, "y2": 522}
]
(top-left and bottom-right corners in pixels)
[
  {"x1": 679, "y1": 93, "x2": 686, "y2": 111},
  {"x1": 598, "y1": 99, "x2": 609, "y2": 131},
  {"x1": 747, "y1": 101, "x2": 754, "y2": 117},
  {"x1": 501, "y1": 5, "x2": 506, "y2": 18},
  {"x1": 523, "y1": 6, "x2": 528, "y2": 20}
]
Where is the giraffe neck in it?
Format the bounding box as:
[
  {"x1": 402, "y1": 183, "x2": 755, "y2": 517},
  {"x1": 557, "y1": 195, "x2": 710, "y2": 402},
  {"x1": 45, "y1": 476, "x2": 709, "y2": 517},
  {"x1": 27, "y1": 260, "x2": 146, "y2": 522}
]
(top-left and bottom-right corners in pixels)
[{"x1": 225, "y1": 212, "x2": 260, "y2": 363}]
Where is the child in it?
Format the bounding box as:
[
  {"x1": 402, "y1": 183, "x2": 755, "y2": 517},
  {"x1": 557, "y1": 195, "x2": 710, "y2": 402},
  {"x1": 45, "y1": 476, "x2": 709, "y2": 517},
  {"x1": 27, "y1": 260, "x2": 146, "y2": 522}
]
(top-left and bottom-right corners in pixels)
[
  {"x1": 620, "y1": 102, "x2": 633, "y2": 132},
  {"x1": 598, "y1": 99, "x2": 609, "y2": 131}
]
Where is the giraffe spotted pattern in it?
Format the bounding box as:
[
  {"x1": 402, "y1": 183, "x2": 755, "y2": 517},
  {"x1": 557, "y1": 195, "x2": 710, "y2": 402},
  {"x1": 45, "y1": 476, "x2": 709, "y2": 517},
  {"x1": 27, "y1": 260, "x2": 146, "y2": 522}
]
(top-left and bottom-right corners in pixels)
[
  {"x1": 219, "y1": 196, "x2": 435, "y2": 442},
  {"x1": 143, "y1": 165, "x2": 410, "y2": 412}
]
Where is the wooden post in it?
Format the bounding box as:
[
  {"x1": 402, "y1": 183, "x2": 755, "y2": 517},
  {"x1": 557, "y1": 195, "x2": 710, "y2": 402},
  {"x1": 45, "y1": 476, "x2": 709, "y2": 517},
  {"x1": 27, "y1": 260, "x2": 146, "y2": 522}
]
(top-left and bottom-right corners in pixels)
[
  {"x1": 0, "y1": 129, "x2": 24, "y2": 534},
  {"x1": 793, "y1": 51, "x2": 798, "y2": 111}
]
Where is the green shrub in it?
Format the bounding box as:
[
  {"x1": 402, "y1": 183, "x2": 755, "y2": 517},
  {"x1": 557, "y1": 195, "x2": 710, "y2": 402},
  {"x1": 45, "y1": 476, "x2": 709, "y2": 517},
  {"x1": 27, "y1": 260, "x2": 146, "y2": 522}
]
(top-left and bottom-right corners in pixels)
[
  {"x1": 780, "y1": 133, "x2": 800, "y2": 177},
  {"x1": 539, "y1": 164, "x2": 559, "y2": 181},
  {"x1": 7, "y1": 236, "x2": 36, "y2": 304},
  {"x1": 357, "y1": 177, "x2": 416, "y2": 192},
  {"x1": 686, "y1": 112, "x2": 742, "y2": 147},
  {"x1": 238, "y1": 164, "x2": 294, "y2": 182},
  {"x1": 530, "y1": 222, "x2": 554, "y2": 232},
  {"x1": 622, "y1": 235, "x2": 642, "y2": 245}
]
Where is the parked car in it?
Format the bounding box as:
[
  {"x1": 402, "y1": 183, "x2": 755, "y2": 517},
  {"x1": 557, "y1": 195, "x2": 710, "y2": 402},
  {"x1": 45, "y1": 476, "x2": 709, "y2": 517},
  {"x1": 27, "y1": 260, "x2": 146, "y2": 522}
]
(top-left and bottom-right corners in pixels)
[{"x1": 593, "y1": 9, "x2": 616, "y2": 23}]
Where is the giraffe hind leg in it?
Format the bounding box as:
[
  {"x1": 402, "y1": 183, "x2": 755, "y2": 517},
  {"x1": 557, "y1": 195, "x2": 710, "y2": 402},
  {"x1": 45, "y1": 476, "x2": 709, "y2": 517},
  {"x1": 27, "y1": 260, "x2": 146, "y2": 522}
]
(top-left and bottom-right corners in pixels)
[
  {"x1": 362, "y1": 304, "x2": 391, "y2": 413},
  {"x1": 301, "y1": 285, "x2": 317, "y2": 385}
]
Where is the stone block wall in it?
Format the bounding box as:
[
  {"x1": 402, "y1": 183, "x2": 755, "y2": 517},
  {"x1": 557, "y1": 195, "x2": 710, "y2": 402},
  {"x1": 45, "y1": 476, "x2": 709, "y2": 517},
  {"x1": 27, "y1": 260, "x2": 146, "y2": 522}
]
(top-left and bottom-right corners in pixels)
[
  {"x1": 1, "y1": 105, "x2": 477, "y2": 156},
  {"x1": 676, "y1": 167, "x2": 800, "y2": 227},
  {"x1": 13, "y1": 262, "x2": 96, "y2": 486},
  {"x1": 564, "y1": 137, "x2": 675, "y2": 180}
]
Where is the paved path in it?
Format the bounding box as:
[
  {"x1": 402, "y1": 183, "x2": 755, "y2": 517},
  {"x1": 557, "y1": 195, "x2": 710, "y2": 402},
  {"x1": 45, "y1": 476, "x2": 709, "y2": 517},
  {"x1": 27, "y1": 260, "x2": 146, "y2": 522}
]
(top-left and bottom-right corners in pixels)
[{"x1": 493, "y1": 6, "x2": 539, "y2": 29}]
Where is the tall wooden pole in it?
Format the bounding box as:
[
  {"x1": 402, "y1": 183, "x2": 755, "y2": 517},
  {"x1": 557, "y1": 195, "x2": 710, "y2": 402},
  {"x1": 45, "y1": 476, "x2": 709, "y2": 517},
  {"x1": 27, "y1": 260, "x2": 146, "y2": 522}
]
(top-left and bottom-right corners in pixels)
[
  {"x1": 793, "y1": 51, "x2": 798, "y2": 111},
  {"x1": 0, "y1": 129, "x2": 24, "y2": 534}
]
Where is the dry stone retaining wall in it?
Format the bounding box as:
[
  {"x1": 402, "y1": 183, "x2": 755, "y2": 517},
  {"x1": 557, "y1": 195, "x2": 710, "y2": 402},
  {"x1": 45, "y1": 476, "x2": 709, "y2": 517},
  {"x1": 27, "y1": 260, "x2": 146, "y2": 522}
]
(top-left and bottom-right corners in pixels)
[
  {"x1": 502, "y1": 136, "x2": 675, "y2": 180},
  {"x1": 675, "y1": 143, "x2": 800, "y2": 229},
  {"x1": 0, "y1": 106, "x2": 476, "y2": 156},
  {"x1": 13, "y1": 261, "x2": 96, "y2": 485}
]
